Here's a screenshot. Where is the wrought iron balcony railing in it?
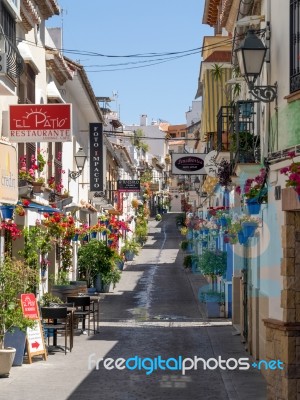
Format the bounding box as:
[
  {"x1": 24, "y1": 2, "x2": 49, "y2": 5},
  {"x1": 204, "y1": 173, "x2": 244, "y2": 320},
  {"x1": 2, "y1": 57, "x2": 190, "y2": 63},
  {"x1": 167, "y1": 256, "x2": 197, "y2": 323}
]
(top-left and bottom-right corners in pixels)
[{"x1": 0, "y1": 31, "x2": 24, "y2": 80}]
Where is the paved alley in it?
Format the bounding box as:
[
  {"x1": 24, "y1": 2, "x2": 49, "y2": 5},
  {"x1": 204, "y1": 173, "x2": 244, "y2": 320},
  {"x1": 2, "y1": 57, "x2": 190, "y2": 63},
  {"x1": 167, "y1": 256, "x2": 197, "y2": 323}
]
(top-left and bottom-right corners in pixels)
[{"x1": 0, "y1": 213, "x2": 267, "y2": 400}]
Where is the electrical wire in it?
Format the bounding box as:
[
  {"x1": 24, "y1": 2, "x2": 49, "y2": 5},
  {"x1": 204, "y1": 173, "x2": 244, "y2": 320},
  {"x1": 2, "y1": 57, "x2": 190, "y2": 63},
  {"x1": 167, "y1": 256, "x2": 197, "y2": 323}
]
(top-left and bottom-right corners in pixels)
[
  {"x1": 103, "y1": 132, "x2": 200, "y2": 141},
  {"x1": 11, "y1": 28, "x2": 265, "y2": 74}
]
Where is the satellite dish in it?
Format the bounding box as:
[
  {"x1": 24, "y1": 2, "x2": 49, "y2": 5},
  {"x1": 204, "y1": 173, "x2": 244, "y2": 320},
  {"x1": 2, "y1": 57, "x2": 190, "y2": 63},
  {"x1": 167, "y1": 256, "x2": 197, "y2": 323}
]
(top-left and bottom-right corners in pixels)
[{"x1": 204, "y1": 151, "x2": 218, "y2": 177}]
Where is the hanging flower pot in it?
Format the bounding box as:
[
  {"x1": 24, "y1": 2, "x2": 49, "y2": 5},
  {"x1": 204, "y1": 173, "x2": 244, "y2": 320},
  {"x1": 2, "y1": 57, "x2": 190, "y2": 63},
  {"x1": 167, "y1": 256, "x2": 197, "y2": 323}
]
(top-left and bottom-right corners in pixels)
[
  {"x1": 246, "y1": 199, "x2": 261, "y2": 215},
  {"x1": 90, "y1": 232, "x2": 97, "y2": 239},
  {"x1": 0, "y1": 206, "x2": 14, "y2": 220},
  {"x1": 242, "y1": 222, "x2": 258, "y2": 239},
  {"x1": 238, "y1": 230, "x2": 246, "y2": 245},
  {"x1": 219, "y1": 216, "x2": 228, "y2": 227},
  {"x1": 72, "y1": 233, "x2": 79, "y2": 242}
]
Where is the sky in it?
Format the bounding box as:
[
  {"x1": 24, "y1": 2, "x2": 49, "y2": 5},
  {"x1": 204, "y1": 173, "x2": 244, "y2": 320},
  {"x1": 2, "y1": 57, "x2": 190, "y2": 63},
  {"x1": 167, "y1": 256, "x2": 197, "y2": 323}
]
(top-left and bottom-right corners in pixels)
[{"x1": 46, "y1": 1, "x2": 213, "y2": 126}]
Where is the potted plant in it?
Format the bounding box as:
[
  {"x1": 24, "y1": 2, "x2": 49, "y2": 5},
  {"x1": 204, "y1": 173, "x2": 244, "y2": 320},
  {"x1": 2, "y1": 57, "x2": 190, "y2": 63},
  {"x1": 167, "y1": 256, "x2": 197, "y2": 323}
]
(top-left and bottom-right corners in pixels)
[
  {"x1": 14, "y1": 204, "x2": 25, "y2": 217},
  {"x1": 32, "y1": 177, "x2": 45, "y2": 193},
  {"x1": 155, "y1": 213, "x2": 162, "y2": 221},
  {"x1": 240, "y1": 215, "x2": 259, "y2": 240},
  {"x1": 200, "y1": 290, "x2": 225, "y2": 318},
  {"x1": 0, "y1": 257, "x2": 36, "y2": 376},
  {"x1": 198, "y1": 250, "x2": 227, "y2": 278},
  {"x1": 77, "y1": 239, "x2": 116, "y2": 291},
  {"x1": 121, "y1": 239, "x2": 141, "y2": 261},
  {"x1": 39, "y1": 293, "x2": 63, "y2": 307},
  {"x1": 101, "y1": 267, "x2": 122, "y2": 293},
  {"x1": 280, "y1": 150, "x2": 300, "y2": 199},
  {"x1": 243, "y1": 168, "x2": 268, "y2": 214}
]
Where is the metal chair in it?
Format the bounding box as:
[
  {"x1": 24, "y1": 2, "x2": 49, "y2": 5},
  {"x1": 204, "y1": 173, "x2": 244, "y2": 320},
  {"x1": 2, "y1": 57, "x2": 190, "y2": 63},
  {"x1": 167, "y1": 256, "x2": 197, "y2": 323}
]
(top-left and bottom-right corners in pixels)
[
  {"x1": 67, "y1": 296, "x2": 92, "y2": 335},
  {"x1": 41, "y1": 306, "x2": 71, "y2": 354}
]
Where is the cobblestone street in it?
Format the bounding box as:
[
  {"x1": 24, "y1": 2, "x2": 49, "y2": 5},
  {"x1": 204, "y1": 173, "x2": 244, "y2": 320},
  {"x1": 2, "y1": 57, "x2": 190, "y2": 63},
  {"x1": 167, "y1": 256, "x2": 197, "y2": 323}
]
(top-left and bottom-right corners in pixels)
[{"x1": 0, "y1": 214, "x2": 267, "y2": 400}]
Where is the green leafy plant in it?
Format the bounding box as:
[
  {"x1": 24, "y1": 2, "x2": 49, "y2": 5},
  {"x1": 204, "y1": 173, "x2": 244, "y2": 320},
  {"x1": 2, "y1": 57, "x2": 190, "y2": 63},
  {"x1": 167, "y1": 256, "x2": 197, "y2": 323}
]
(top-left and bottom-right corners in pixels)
[
  {"x1": 121, "y1": 239, "x2": 141, "y2": 256},
  {"x1": 101, "y1": 267, "x2": 122, "y2": 289},
  {"x1": 77, "y1": 239, "x2": 116, "y2": 287},
  {"x1": 180, "y1": 240, "x2": 191, "y2": 251},
  {"x1": 130, "y1": 129, "x2": 149, "y2": 152},
  {"x1": 0, "y1": 257, "x2": 37, "y2": 349},
  {"x1": 198, "y1": 250, "x2": 227, "y2": 277},
  {"x1": 39, "y1": 293, "x2": 63, "y2": 307},
  {"x1": 155, "y1": 213, "x2": 162, "y2": 221},
  {"x1": 37, "y1": 151, "x2": 46, "y2": 172}
]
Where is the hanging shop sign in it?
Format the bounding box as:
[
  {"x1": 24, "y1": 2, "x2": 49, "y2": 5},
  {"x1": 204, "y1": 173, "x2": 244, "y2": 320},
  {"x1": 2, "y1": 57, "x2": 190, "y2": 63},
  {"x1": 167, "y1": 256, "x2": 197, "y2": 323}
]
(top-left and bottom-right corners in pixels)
[
  {"x1": 20, "y1": 293, "x2": 47, "y2": 363},
  {"x1": 171, "y1": 153, "x2": 206, "y2": 175},
  {"x1": 0, "y1": 141, "x2": 18, "y2": 204},
  {"x1": 117, "y1": 180, "x2": 140, "y2": 192},
  {"x1": 90, "y1": 123, "x2": 104, "y2": 192},
  {"x1": 8, "y1": 104, "x2": 72, "y2": 142}
]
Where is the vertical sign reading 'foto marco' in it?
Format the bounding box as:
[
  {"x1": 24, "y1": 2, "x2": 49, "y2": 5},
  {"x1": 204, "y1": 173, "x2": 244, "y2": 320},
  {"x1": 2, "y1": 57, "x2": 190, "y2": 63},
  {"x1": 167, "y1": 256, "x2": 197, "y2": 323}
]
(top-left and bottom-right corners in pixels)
[{"x1": 90, "y1": 123, "x2": 103, "y2": 191}]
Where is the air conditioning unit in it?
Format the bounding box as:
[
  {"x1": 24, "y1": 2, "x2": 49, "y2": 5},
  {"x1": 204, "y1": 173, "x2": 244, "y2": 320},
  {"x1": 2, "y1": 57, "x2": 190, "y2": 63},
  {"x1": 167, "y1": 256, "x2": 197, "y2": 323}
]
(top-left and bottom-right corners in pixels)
[{"x1": 0, "y1": 52, "x2": 7, "y2": 74}]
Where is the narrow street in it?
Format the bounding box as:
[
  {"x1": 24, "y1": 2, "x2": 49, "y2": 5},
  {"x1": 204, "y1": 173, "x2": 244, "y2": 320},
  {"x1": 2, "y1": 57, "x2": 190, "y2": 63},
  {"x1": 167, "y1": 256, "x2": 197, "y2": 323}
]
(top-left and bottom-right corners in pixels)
[{"x1": 1, "y1": 213, "x2": 266, "y2": 400}]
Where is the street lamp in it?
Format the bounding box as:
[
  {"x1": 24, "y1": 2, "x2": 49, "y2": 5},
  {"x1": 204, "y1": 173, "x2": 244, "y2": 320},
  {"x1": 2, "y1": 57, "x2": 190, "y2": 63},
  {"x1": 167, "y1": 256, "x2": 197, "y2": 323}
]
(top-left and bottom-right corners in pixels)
[
  {"x1": 194, "y1": 176, "x2": 201, "y2": 193},
  {"x1": 68, "y1": 147, "x2": 87, "y2": 180},
  {"x1": 235, "y1": 29, "x2": 277, "y2": 103}
]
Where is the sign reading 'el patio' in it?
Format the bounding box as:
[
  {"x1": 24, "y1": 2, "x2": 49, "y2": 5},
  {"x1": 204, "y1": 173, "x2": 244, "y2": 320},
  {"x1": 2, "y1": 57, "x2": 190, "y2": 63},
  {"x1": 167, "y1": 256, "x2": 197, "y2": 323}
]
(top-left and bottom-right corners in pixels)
[
  {"x1": 171, "y1": 153, "x2": 206, "y2": 175},
  {"x1": 9, "y1": 104, "x2": 72, "y2": 142},
  {"x1": 90, "y1": 123, "x2": 103, "y2": 192}
]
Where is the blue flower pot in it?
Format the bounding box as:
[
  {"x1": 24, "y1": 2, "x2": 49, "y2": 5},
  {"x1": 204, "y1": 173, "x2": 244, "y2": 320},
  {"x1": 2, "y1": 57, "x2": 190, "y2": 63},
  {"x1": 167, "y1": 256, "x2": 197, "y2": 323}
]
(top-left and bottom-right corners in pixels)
[
  {"x1": 246, "y1": 199, "x2": 261, "y2": 215},
  {"x1": 124, "y1": 250, "x2": 134, "y2": 261},
  {"x1": 72, "y1": 233, "x2": 79, "y2": 241},
  {"x1": 238, "y1": 231, "x2": 246, "y2": 245},
  {"x1": 242, "y1": 222, "x2": 258, "y2": 239},
  {"x1": 219, "y1": 217, "x2": 228, "y2": 227},
  {"x1": 91, "y1": 232, "x2": 97, "y2": 239},
  {"x1": 0, "y1": 205, "x2": 14, "y2": 219},
  {"x1": 203, "y1": 228, "x2": 209, "y2": 235}
]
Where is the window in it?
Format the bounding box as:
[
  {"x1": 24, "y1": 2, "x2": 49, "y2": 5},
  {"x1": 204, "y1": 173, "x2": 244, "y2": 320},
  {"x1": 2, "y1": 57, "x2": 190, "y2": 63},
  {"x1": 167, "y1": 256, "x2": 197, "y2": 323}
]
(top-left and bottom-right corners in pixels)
[
  {"x1": 0, "y1": 2, "x2": 16, "y2": 43},
  {"x1": 290, "y1": 0, "x2": 300, "y2": 92},
  {"x1": 17, "y1": 142, "x2": 36, "y2": 174},
  {"x1": 18, "y1": 64, "x2": 36, "y2": 103}
]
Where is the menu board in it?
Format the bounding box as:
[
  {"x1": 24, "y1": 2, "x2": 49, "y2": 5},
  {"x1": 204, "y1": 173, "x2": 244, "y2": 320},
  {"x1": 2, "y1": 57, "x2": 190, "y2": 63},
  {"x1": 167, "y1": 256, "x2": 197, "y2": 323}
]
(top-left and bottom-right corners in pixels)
[{"x1": 21, "y1": 294, "x2": 47, "y2": 363}]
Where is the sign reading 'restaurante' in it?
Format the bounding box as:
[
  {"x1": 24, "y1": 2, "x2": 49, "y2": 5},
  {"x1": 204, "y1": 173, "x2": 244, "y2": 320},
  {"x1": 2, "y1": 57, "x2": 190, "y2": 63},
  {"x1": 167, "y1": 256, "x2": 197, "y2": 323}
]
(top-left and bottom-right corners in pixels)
[
  {"x1": 171, "y1": 153, "x2": 206, "y2": 175},
  {"x1": 9, "y1": 104, "x2": 72, "y2": 142}
]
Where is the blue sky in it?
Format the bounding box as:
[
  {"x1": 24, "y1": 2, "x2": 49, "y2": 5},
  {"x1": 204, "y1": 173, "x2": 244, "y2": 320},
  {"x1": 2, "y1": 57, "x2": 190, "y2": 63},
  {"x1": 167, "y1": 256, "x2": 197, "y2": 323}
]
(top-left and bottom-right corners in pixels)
[{"x1": 46, "y1": 1, "x2": 213, "y2": 125}]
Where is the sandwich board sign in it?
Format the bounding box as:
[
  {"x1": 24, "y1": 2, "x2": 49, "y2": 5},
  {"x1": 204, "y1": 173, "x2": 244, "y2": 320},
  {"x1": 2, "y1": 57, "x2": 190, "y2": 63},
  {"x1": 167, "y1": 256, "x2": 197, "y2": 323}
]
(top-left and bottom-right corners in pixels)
[{"x1": 21, "y1": 293, "x2": 47, "y2": 363}]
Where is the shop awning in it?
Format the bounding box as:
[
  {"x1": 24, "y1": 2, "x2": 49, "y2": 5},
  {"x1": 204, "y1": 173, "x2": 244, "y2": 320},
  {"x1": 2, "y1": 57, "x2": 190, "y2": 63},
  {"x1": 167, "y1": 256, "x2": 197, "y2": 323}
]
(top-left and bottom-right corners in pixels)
[
  {"x1": 27, "y1": 203, "x2": 61, "y2": 213},
  {"x1": 201, "y1": 67, "x2": 232, "y2": 141}
]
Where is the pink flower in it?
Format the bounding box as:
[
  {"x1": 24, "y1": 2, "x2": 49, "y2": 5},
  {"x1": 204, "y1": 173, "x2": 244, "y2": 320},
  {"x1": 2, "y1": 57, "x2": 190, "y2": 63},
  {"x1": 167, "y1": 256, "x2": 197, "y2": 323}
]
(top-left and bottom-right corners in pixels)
[
  {"x1": 280, "y1": 167, "x2": 290, "y2": 174},
  {"x1": 288, "y1": 151, "x2": 296, "y2": 158}
]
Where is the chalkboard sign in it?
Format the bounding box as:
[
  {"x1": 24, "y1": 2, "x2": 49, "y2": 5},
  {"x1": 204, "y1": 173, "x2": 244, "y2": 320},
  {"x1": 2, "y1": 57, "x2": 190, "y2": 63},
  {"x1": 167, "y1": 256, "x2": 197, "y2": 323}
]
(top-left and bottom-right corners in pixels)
[{"x1": 21, "y1": 294, "x2": 47, "y2": 363}]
